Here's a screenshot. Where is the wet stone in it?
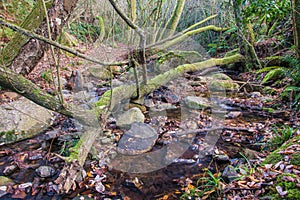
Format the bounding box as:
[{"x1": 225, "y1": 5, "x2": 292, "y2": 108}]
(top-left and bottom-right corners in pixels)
[
  {"x1": 184, "y1": 96, "x2": 212, "y2": 110},
  {"x1": 117, "y1": 122, "x2": 158, "y2": 155},
  {"x1": 214, "y1": 154, "x2": 230, "y2": 163},
  {"x1": 36, "y1": 166, "x2": 56, "y2": 178}
]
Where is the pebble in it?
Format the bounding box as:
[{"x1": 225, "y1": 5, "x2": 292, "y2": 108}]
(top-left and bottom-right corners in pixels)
[
  {"x1": 226, "y1": 111, "x2": 242, "y2": 119},
  {"x1": 36, "y1": 166, "x2": 56, "y2": 178},
  {"x1": 214, "y1": 154, "x2": 230, "y2": 162}
]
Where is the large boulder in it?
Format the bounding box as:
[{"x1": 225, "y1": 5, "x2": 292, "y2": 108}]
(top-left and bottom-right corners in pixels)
[{"x1": 0, "y1": 97, "x2": 52, "y2": 144}]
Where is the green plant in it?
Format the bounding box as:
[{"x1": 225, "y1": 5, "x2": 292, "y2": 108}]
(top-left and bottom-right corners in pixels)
[
  {"x1": 69, "y1": 21, "x2": 101, "y2": 42},
  {"x1": 59, "y1": 139, "x2": 79, "y2": 157},
  {"x1": 266, "y1": 173, "x2": 300, "y2": 200},
  {"x1": 181, "y1": 170, "x2": 224, "y2": 199},
  {"x1": 41, "y1": 70, "x2": 52, "y2": 83},
  {"x1": 242, "y1": 0, "x2": 291, "y2": 35},
  {"x1": 268, "y1": 125, "x2": 295, "y2": 149},
  {"x1": 237, "y1": 153, "x2": 256, "y2": 179}
]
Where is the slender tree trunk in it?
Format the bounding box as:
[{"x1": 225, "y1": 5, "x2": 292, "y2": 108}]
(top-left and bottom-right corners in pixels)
[
  {"x1": 292, "y1": 0, "x2": 300, "y2": 58},
  {"x1": 163, "y1": 0, "x2": 186, "y2": 38}
]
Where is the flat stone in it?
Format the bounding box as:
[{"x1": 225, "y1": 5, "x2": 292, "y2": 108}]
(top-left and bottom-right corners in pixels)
[
  {"x1": 0, "y1": 97, "x2": 52, "y2": 145},
  {"x1": 86, "y1": 65, "x2": 112, "y2": 80},
  {"x1": 117, "y1": 122, "x2": 158, "y2": 155},
  {"x1": 116, "y1": 107, "x2": 145, "y2": 128}
]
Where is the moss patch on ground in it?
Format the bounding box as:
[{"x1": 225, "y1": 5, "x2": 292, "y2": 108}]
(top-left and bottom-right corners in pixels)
[
  {"x1": 265, "y1": 173, "x2": 300, "y2": 200},
  {"x1": 262, "y1": 135, "x2": 300, "y2": 166}
]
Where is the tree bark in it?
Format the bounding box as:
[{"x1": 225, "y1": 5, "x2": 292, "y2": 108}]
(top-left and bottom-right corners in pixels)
[{"x1": 292, "y1": 0, "x2": 300, "y2": 58}]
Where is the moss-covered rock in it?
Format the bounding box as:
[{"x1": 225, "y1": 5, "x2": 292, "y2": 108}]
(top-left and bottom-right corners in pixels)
[
  {"x1": 210, "y1": 80, "x2": 240, "y2": 91},
  {"x1": 262, "y1": 67, "x2": 286, "y2": 84},
  {"x1": 0, "y1": 176, "x2": 14, "y2": 186},
  {"x1": 184, "y1": 96, "x2": 212, "y2": 110},
  {"x1": 0, "y1": 97, "x2": 52, "y2": 144}
]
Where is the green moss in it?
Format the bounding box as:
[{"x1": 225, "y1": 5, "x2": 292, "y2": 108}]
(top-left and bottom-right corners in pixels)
[
  {"x1": 291, "y1": 154, "x2": 300, "y2": 166},
  {"x1": 262, "y1": 86, "x2": 276, "y2": 95},
  {"x1": 210, "y1": 80, "x2": 239, "y2": 91},
  {"x1": 268, "y1": 174, "x2": 300, "y2": 200},
  {"x1": 263, "y1": 136, "x2": 300, "y2": 165},
  {"x1": 0, "y1": 130, "x2": 16, "y2": 143},
  {"x1": 262, "y1": 67, "x2": 286, "y2": 84},
  {"x1": 263, "y1": 107, "x2": 275, "y2": 113},
  {"x1": 261, "y1": 149, "x2": 282, "y2": 165},
  {"x1": 95, "y1": 90, "x2": 111, "y2": 107}
]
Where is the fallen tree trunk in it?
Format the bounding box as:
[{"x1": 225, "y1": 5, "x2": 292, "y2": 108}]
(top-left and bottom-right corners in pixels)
[{"x1": 0, "y1": 66, "x2": 72, "y2": 116}]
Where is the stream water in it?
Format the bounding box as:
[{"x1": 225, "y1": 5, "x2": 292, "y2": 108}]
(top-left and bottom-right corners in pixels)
[{"x1": 0, "y1": 71, "x2": 281, "y2": 199}]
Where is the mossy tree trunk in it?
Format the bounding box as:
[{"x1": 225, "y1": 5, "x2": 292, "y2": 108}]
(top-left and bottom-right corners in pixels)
[
  {"x1": 163, "y1": 0, "x2": 186, "y2": 38},
  {"x1": 232, "y1": 0, "x2": 261, "y2": 70}
]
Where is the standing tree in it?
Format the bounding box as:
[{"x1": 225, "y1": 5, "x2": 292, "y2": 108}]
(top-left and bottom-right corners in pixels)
[{"x1": 292, "y1": 0, "x2": 300, "y2": 58}]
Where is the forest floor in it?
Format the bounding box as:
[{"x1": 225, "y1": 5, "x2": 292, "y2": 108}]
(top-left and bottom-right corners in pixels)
[{"x1": 0, "y1": 43, "x2": 300, "y2": 200}]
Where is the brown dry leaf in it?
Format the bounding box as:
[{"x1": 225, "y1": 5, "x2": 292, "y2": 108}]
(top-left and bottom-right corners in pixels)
[
  {"x1": 12, "y1": 189, "x2": 27, "y2": 199},
  {"x1": 158, "y1": 195, "x2": 169, "y2": 200},
  {"x1": 264, "y1": 164, "x2": 273, "y2": 169},
  {"x1": 249, "y1": 176, "x2": 260, "y2": 182}
]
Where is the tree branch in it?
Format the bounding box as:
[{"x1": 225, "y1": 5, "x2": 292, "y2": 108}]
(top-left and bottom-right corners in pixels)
[{"x1": 0, "y1": 19, "x2": 128, "y2": 66}]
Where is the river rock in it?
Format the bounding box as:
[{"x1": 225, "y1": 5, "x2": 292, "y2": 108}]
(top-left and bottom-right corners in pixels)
[
  {"x1": 209, "y1": 80, "x2": 239, "y2": 91},
  {"x1": 214, "y1": 154, "x2": 230, "y2": 163},
  {"x1": 116, "y1": 107, "x2": 145, "y2": 128},
  {"x1": 226, "y1": 111, "x2": 242, "y2": 119},
  {"x1": 117, "y1": 122, "x2": 158, "y2": 155},
  {"x1": 36, "y1": 166, "x2": 56, "y2": 178},
  {"x1": 184, "y1": 96, "x2": 212, "y2": 110},
  {"x1": 0, "y1": 97, "x2": 52, "y2": 145},
  {"x1": 222, "y1": 165, "x2": 240, "y2": 183},
  {"x1": 211, "y1": 73, "x2": 232, "y2": 80},
  {"x1": 86, "y1": 65, "x2": 112, "y2": 80}
]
